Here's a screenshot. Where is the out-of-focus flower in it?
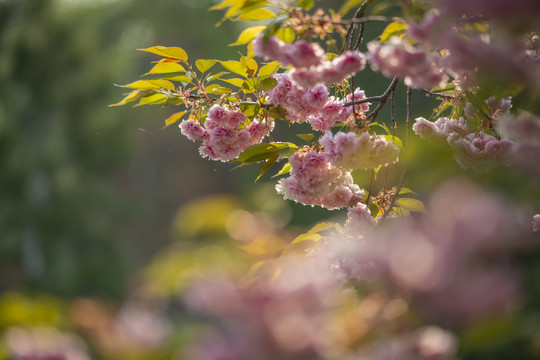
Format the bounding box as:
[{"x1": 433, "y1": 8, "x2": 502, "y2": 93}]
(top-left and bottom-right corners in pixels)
[
  {"x1": 533, "y1": 214, "x2": 540, "y2": 232},
  {"x1": 3, "y1": 326, "x2": 90, "y2": 360}
]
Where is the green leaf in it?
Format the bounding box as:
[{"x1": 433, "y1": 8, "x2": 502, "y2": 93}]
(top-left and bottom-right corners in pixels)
[
  {"x1": 384, "y1": 134, "x2": 403, "y2": 148},
  {"x1": 220, "y1": 60, "x2": 247, "y2": 77},
  {"x1": 398, "y1": 187, "x2": 415, "y2": 195},
  {"x1": 145, "y1": 62, "x2": 186, "y2": 75},
  {"x1": 124, "y1": 79, "x2": 176, "y2": 91},
  {"x1": 272, "y1": 162, "x2": 291, "y2": 177},
  {"x1": 236, "y1": 142, "x2": 297, "y2": 163},
  {"x1": 307, "y1": 222, "x2": 335, "y2": 234},
  {"x1": 135, "y1": 93, "x2": 167, "y2": 106},
  {"x1": 298, "y1": 0, "x2": 313, "y2": 10},
  {"x1": 196, "y1": 59, "x2": 218, "y2": 73},
  {"x1": 237, "y1": 8, "x2": 275, "y2": 21},
  {"x1": 296, "y1": 133, "x2": 314, "y2": 142},
  {"x1": 240, "y1": 56, "x2": 258, "y2": 75},
  {"x1": 220, "y1": 77, "x2": 245, "y2": 87},
  {"x1": 239, "y1": 102, "x2": 260, "y2": 119},
  {"x1": 260, "y1": 77, "x2": 277, "y2": 91},
  {"x1": 291, "y1": 232, "x2": 322, "y2": 245},
  {"x1": 242, "y1": 78, "x2": 259, "y2": 92},
  {"x1": 137, "y1": 46, "x2": 188, "y2": 61},
  {"x1": 275, "y1": 27, "x2": 295, "y2": 43},
  {"x1": 206, "y1": 71, "x2": 230, "y2": 82},
  {"x1": 370, "y1": 121, "x2": 390, "y2": 134},
  {"x1": 229, "y1": 25, "x2": 267, "y2": 46},
  {"x1": 109, "y1": 90, "x2": 145, "y2": 107},
  {"x1": 379, "y1": 21, "x2": 408, "y2": 42},
  {"x1": 258, "y1": 62, "x2": 280, "y2": 78},
  {"x1": 256, "y1": 153, "x2": 279, "y2": 181},
  {"x1": 161, "y1": 74, "x2": 192, "y2": 83},
  {"x1": 205, "y1": 84, "x2": 233, "y2": 95},
  {"x1": 163, "y1": 111, "x2": 186, "y2": 128},
  {"x1": 396, "y1": 198, "x2": 427, "y2": 213}
]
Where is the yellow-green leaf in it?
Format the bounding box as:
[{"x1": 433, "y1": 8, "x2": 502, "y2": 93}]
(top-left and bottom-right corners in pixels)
[
  {"x1": 379, "y1": 21, "x2": 408, "y2": 43},
  {"x1": 220, "y1": 77, "x2": 245, "y2": 87},
  {"x1": 258, "y1": 62, "x2": 280, "y2": 78},
  {"x1": 237, "y1": 8, "x2": 275, "y2": 21},
  {"x1": 109, "y1": 90, "x2": 144, "y2": 107},
  {"x1": 164, "y1": 111, "x2": 186, "y2": 128},
  {"x1": 275, "y1": 28, "x2": 295, "y2": 43},
  {"x1": 307, "y1": 222, "x2": 335, "y2": 234},
  {"x1": 135, "y1": 93, "x2": 167, "y2": 106},
  {"x1": 162, "y1": 75, "x2": 192, "y2": 83},
  {"x1": 230, "y1": 25, "x2": 266, "y2": 46},
  {"x1": 137, "y1": 46, "x2": 188, "y2": 61},
  {"x1": 240, "y1": 56, "x2": 258, "y2": 75},
  {"x1": 145, "y1": 62, "x2": 186, "y2": 75},
  {"x1": 205, "y1": 84, "x2": 233, "y2": 95},
  {"x1": 298, "y1": 0, "x2": 313, "y2": 10},
  {"x1": 396, "y1": 198, "x2": 427, "y2": 213},
  {"x1": 220, "y1": 60, "x2": 247, "y2": 77},
  {"x1": 196, "y1": 59, "x2": 217, "y2": 73}
]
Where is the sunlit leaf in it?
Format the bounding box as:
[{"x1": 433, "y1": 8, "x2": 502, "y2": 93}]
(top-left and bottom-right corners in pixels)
[
  {"x1": 256, "y1": 153, "x2": 279, "y2": 181},
  {"x1": 220, "y1": 60, "x2": 247, "y2": 77},
  {"x1": 384, "y1": 134, "x2": 403, "y2": 148},
  {"x1": 124, "y1": 79, "x2": 176, "y2": 91},
  {"x1": 220, "y1": 77, "x2": 245, "y2": 87},
  {"x1": 258, "y1": 62, "x2": 280, "y2": 78},
  {"x1": 275, "y1": 27, "x2": 295, "y2": 43},
  {"x1": 237, "y1": 8, "x2": 275, "y2": 21},
  {"x1": 298, "y1": 0, "x2": 313, "y2": 10},
  {"x1": 396, "y1": 198, "x2": 427, "y2": 213},
  {"x1": 163, "y1": 111, "x2": 186, "y2": 128},
  {"x1": 242, "y1": 78, "x2": 259, "y2": 92},
  {"x1": 260, "y1": 77, "x2": 277, "y2": 91},
  {"x1": 135, "y1": 93, "x2": 167, "y2": 106},
  {"x1": 239, "y1": 102, "x2": 260, "y2": 119},
  {"x1": 137, "y1": 46, "x2": 188, "y2": 61},
  {"x1": 196, "y1": 59, "x2": 218, "y2": 73},
  {"x1": 272, "y1": 162, "x2": 291, "y2": 177},
  {"x1": 398, "y1": 187, "x2": 415, "y2": 195},
  {"x1": 296, "y1": 133, "x2": 314, "y2": 142},
  {"x1": 240, "y1": 56, "x2": 258, "y2": 75},
  {"x1": 161, "y1": 74, "x2": 192, "y2": 83},
  {"x1": 145, "y1": 62, "x2": 186, "y2": 75},
  {"x1": 236, "y1": 142, "x2": 297, "y2": 163},
  {"x1": 307, "y1": 222, "x2": 335, "y2": 234},
  {"x1": 230, "y1": 25, "x2": 267, "y2": 46},
  {"x1": 109, "y1": 90, "x2": 145, "y2": 107},
  {"x1": 207, "y1": 71, "x2": 230, "y2": 82},
  {"x1": 379, "y1": 21, "x2": 408, "y2": 42},
  {"x1": 205, "y1": 84, "x2": 233, "y2": 94}
]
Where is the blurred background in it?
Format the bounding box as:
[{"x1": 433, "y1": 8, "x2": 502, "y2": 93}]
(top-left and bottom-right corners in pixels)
[{"x1": 1, "y1": 0, "x2": 539, "y2": 359}]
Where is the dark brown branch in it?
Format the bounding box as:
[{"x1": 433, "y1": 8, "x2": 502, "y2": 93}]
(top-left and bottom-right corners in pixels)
[{"x1": 366, "y1": 77, "x2": 400, "y2": 123}]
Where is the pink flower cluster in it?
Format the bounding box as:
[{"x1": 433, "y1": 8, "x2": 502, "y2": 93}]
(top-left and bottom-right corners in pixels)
[
  {"x1": 367, "y1": 37, "x2": 448, "y2": 89},
  {"x1": 275, "y1": 149, "x2": 365, "y2": 209},
  {"x1": 289, "y1": 51, "x2": 366, "y2": 89},
  {"x1": 264, "y1": 73, "x2": 369, "y2": 131},
  {"x1": 252, "y1": 35, "x2": 325, "y2": 69},
  {"x1": 413, "y1": 117, "x2": 512, "y2": 169},
  {"x1": 253, "y1": 35, "x2": 365, "y2": 88},
  {"x1": 320, "y1": 131, "x2": 401, "y2": 170},
  {"x1": 180, "y1": 105, "x2": 272, "y2": 162}
]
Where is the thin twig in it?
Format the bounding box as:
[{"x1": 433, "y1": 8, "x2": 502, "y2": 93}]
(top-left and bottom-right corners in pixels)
[
  {"x1": 380, "y1": 167, "x2": 407, "y2": 222},
  {"x1": 390, "y1": 88, "x2": 395, "y2": 129},
  {"x1": 406, "y1": 86, "x2": 411, "y2": 146},
  {"x1": 419, "y1": 88, "x2": 455, "y2": 99},
  {"x1": 366, "y1": 77, "x2": 400, "y2": 123},
  {"x1": 341, "y1": 0, "x2": 375, "y2": 53}
]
